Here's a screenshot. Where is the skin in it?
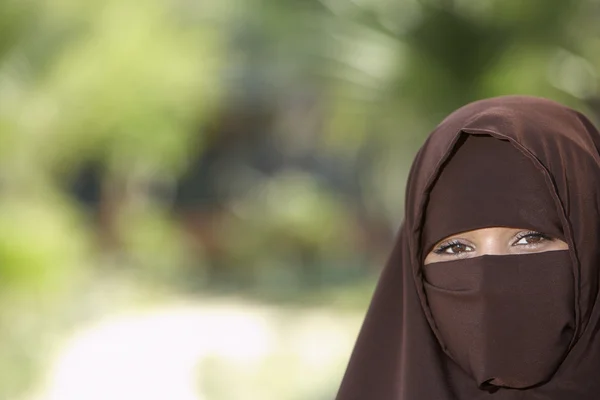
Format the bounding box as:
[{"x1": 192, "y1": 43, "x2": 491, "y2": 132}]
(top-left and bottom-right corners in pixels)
[{"x1": 423, "y1": 227, "x2": 569, "y2": 265}]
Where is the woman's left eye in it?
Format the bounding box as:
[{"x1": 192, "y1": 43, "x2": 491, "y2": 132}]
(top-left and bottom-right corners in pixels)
[{"x1": 514, "y1": 232, "x2": 551, "y2": 246}]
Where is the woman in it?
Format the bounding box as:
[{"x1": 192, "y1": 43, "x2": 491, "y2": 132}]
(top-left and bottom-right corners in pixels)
[{"x1": 336, "y1": 96, "x2": 600, "y2": 399}]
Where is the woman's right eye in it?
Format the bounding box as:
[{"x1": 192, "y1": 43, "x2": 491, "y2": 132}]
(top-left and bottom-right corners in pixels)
[{"x1": 434, "y1": 241, "x2": 474, "y2": 255}]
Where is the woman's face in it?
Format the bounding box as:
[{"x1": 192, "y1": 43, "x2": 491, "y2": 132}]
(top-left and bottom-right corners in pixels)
[{"x1": 423, "y1": 227, "x2": 569, "y2": 265}]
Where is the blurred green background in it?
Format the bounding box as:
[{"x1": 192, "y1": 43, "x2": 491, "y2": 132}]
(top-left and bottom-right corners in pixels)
[{"x1": 1, "y1": 0, "x2": 599, "y2": 399}]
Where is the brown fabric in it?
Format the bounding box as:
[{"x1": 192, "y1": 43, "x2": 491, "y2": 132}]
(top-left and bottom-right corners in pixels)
[
  {"x1": 421, "y1": 135, "x2": 574, "y2": 390},
  {"x1": 421, "y1": 135, "x2": 564, "y2": 254},
  {"x1": 336, "y1": 96, "x2": 600, "y2": 399},
  {"x1": 424, "y1": 252, "x2": 573, "y2": 390}
]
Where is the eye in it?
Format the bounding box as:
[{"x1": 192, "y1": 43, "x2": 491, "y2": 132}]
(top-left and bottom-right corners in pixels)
[
  {"x1": 512, "y1": 231, "x2": 553, "y2": 246},
  {"x1": 433, "y1": 240, "x2": 474, "y2": 255}
]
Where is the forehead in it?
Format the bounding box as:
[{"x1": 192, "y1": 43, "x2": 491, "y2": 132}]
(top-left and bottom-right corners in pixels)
[
  {"x1": 440, "y1": 227, "x2": 521, "y2": 238},
  {"x1": 419, "y1": 134, "x2": 563, "y2": 253}
]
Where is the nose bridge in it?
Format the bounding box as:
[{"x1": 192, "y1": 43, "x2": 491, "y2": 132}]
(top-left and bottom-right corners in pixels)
[{"x1": 478, "y1": 233, "x2": 506, "y2": 256}]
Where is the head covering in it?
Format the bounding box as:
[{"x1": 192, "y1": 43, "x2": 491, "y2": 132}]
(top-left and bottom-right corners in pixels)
[
  {"x1": 421, "y1": 135, "x2": 564, "y2": 254},
  {"x1": 336, "y1": 96, "x2": 600, "y2": 399},
  {"x1": 423, "y1": 135, "x2": 573, "y2": 390}
]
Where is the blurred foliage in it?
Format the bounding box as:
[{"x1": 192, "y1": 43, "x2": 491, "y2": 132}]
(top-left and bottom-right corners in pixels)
[{"x1": 1, "y1": 0, "x2": 600, "y2": 398}]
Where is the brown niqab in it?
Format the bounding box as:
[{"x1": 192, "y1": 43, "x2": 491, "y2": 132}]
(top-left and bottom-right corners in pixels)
[
  {"x1": 423, "y1": 135, "x2": 573, "y2": 390},
  {"x1": 336, "y1": 96, "x2": 600, "y2": 399}
]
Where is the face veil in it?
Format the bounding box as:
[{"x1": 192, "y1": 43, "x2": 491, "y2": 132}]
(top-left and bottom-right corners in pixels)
[
  {"x1": 335, "y1": 96, "x2": 600, "y2": 400},
  {"x1": 422, "y1": 135, "x2": 574, "y2": 390}
]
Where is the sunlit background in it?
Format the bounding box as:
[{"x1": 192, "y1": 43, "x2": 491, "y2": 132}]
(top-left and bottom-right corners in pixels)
[{"x1": 1, "y1": 0, "x2": 599, "y2": 399}]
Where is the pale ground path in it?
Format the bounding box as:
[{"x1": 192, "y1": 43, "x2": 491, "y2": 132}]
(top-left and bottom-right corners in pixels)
[{"x1": 26, "y1": 301, "x2": 362, "y2": 400}]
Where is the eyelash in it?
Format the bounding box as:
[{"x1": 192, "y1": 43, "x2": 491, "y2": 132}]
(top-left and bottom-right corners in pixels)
[
  {"x1": 433, "y1": 239, "x2": 472, "y2": 256},
  {"x1": 513, "y1": 231, "x2": 554, "y2": 246},
  {"x1": 432, "y1": 231, "x2": 555, "y2": 256}
]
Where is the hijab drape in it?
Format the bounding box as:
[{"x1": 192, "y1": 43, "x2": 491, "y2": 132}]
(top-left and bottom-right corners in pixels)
[{"x1": 336, "y1": 96, "x2": 600, "y2": 399}]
